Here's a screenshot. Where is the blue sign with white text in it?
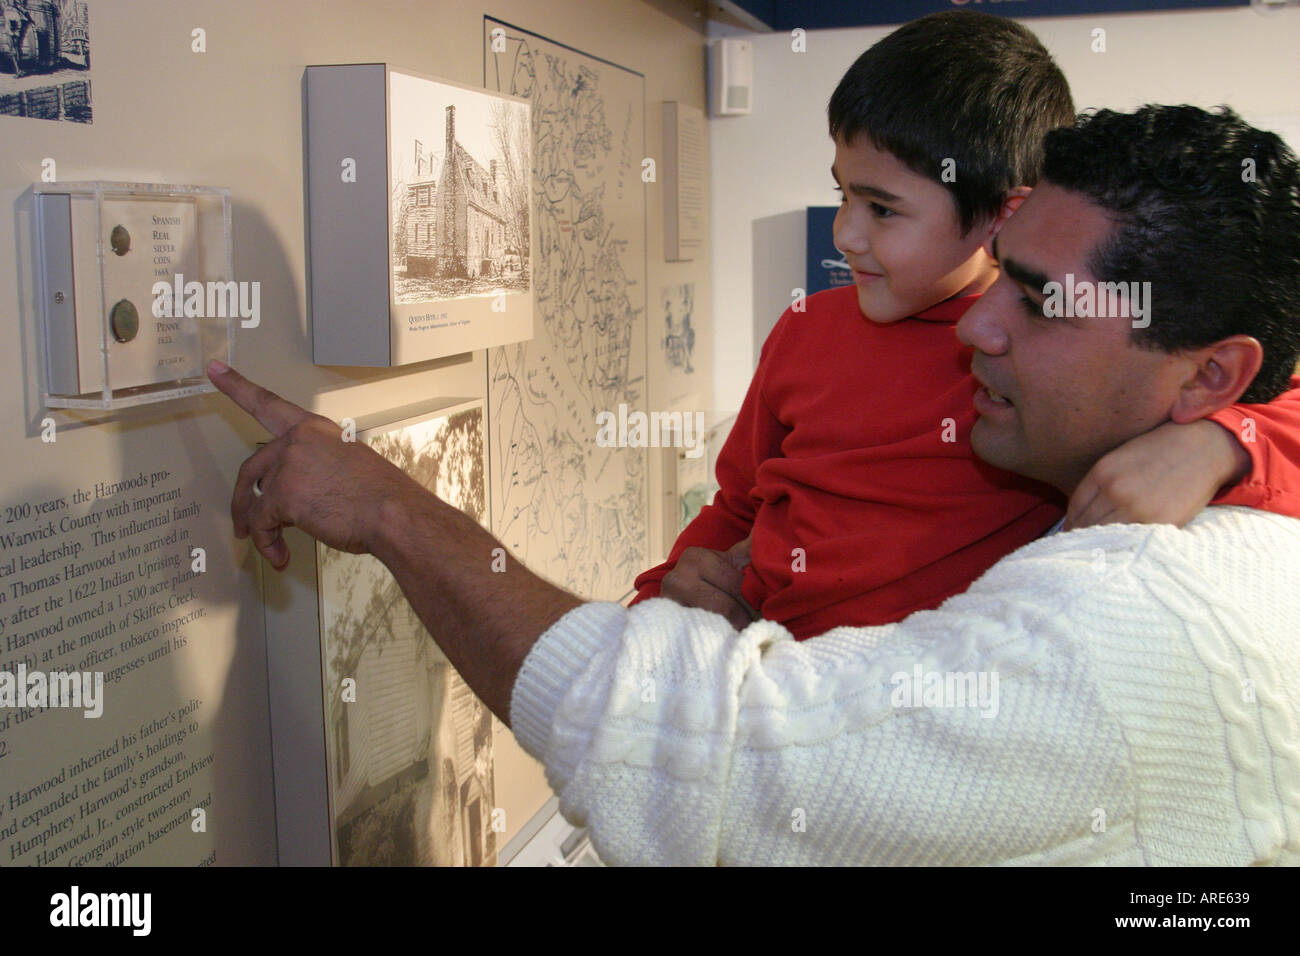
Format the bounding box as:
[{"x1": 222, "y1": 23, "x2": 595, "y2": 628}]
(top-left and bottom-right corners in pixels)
[{"x1": 807, "y1": 206, "x2": 852, "y2": 297}]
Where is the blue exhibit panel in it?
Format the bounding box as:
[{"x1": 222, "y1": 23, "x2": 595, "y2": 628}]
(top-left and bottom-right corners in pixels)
[
  {"x1": 728, "y1": 0, "x2": 1249, "y2": 31},
  {"x1": 806, "y1": 206, "x2": 853, "y2": 297}
]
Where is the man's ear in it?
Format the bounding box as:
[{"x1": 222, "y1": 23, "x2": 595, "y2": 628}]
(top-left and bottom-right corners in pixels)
[
  {"x1": 981, "y1": 186, "x2": 1032, "y2": 258},
  {"x1": 1168, "y1": 335, "x2": 1265, "y2": 423}
]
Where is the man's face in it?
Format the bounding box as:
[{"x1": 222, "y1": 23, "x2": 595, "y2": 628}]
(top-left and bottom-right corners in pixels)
[
  {"x1": 832, "y1": 134, "x2": 994, "y2": 324},
  {"x1": 956, "y1": 183, "x2": 1189, "y2": 493}
]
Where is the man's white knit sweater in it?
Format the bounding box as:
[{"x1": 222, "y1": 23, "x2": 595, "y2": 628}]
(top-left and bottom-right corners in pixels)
[{"x1": 508, "y1": 506, "x2": 1300, "y2": 866}]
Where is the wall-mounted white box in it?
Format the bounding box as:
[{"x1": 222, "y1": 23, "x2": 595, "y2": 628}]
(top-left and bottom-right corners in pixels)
[
  {"x1": 33, "y1": 182, "x2": 235, "y2": 410},
  {"x1": 709, "y1": 38, "x2": 753, "y2": 117},
  {"x1": 305, "y1": 63, "x2": 534, "y2": 367}
]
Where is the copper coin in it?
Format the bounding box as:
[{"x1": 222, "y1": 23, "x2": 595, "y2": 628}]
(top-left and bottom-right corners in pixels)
[{"x1": 110, "y1": 299, "x2": 139, "y2": 343}]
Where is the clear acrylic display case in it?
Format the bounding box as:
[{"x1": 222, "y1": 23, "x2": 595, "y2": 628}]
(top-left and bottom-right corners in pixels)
[{"x1": 33, "y1": 182, "x2": 235, "y2": 409}]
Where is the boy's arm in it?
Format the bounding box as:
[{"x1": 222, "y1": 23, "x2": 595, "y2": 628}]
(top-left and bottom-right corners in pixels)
[
  {"x1": 1206, "y1": 375, "x2": 1300, "y2": 514},
  {"x1": 1066, "y1": 376, "x2": 1300, "y2": 528},
  {"x1": 632, "y1": 316, "x2": 794, "y2": 604}
]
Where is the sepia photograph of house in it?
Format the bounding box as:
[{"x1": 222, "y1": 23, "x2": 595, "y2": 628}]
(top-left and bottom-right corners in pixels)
[
  {"x1": 0, "y1": 0, "x2": 90, "y2": 122},
  {"x1": 389, "y1": 71, "x2": 530, "y2": 305},
  {"x1": 317, "y1": 405, "x2": 497, "y2": 867}
]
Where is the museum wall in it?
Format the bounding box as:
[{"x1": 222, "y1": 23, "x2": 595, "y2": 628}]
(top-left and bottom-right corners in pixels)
[
  {"x1": 705, "y1": 6, "x2": 1300, "y2": 414},
  {"x1": 1, "y1": 0, "x2": 711, "y2": 865}
]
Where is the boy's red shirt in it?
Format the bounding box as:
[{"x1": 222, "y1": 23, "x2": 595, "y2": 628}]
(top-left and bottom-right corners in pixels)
[{"x1": 632, "y1": 285, "x2": 1300, "y2": 640}]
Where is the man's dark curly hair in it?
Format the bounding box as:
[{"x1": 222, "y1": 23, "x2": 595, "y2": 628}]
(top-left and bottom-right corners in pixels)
[
  {"x1": 827, "y1": 10, "x2": 1074, "y2": 235},
  {"x1": 1042, "y1": 105, "x2": 1300, "y2": 403}
]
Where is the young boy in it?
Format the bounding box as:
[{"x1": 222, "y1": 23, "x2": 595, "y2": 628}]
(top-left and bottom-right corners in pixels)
[{"x1": 633, "y1": 11, "x2": 1300, "y2": 638}]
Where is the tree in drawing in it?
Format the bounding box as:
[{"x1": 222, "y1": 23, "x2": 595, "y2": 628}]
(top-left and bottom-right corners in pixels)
[
  {"x1": 321, "y1": 410, "x2": 485, "y2": 695},
  {"x1": 489, "y1": 98, "x2": 531, "y2": 275}
]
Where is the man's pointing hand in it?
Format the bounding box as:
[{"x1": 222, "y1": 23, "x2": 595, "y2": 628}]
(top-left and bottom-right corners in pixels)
[{"x1": 206, "y1": 359, "x2": 419, "y2": 569}]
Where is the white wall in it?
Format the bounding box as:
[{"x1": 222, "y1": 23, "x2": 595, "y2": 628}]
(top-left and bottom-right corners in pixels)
[{"x1": 707, "y1": 7, "x2": 1300, "y2": 414}]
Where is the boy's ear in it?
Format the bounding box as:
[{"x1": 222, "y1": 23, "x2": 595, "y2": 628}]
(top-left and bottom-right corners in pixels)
[
  {"x1": 981, "y1": 186, "x2": 1033, "y2": 258},
  {"x1": 1168, "y1": 335, "x2": 1265, "y2": 423}
]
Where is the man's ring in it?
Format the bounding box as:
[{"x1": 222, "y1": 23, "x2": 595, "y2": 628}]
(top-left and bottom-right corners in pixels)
[{"x1": 253, "y1": 478, "x2": 263, "y2": 497}]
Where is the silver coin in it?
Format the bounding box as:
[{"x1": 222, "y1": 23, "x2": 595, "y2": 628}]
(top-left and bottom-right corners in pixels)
[{"x1": 109, "y1": 225, "x2": 131, "y2": 256}]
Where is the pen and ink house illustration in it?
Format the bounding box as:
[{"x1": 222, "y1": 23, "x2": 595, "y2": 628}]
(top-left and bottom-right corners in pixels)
[
  {"x1": 0, "y1": 0, "x2": 91, "y2": 123},
  {"x1": 389, "y1": 73, "x2": 530, "y2": 304},
  {"x1": 404, "y1": 106, "x2": 511, "y2": 279}
]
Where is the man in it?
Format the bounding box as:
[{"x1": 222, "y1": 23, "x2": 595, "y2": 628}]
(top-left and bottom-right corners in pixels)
[
  {"x1": 2, "y1": 0, "x2": 34, "y2": 78},
  {"x1": 210, "y1": 105, "x2": 1300, "y2": 865}
]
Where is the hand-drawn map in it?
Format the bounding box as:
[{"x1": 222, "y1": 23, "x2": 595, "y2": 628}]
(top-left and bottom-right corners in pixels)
[{"x1": 483, "y1": 20, "x2": 647, "y2": 600}]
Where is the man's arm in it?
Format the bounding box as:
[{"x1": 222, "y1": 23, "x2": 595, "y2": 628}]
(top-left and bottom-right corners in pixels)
[
  {"x1": 206, "y1": 361, "x2": 574, "y2": 725},
  {"x1": 511, "y1": 531, "x2": 1147, "y2": 865},
  {"x1": 372, "y1": 489, "x2": 581, "y2": 725},
  {"x1": 1207, "y1": 374, "x2": 1300, "y2": 514},
  {"x1": 511, "y1": 515, "x2": 1291, "y2": 866}
]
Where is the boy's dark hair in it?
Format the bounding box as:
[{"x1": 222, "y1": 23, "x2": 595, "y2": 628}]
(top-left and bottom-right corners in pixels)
[
  {"x1": 1043, "y1": 105, "x2": 1300, "y2": 404},
  {"x1": 827, "y1": 10, "x2": 1074, "y2": 234}
]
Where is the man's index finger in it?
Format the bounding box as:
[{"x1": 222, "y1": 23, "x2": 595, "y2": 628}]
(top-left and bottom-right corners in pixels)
[{"x1": 207, "y1": 361, "x2": 311, "y2": 437}]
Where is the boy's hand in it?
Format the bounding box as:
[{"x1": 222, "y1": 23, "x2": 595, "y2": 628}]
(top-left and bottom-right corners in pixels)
[
  {"x1": 1065, "y1": 419, "x2": 1251, "y2": 530},
  {"x1": 660, "y1": 536, "x2": 758, "y2": 630}
]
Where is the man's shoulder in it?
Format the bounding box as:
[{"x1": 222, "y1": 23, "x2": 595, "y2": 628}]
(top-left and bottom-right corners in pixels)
[
  {"x1": 1044, "y1": 505, "x2": 1297, "y2": 550},
  {"x1": 1179, "y1": 503, "x2": 1300, "y2": 544},
  {"x1": 970, "y1": 506, "x2": 1300, "y2": 624},
  {"x1": 996, "y1": 505, "x2": 1300, "y2": 563}
]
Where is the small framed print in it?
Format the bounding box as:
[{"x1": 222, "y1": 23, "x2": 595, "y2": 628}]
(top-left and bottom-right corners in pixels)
[{"x1": 305, "y1": 64, "x2": 534, "y2": 367}]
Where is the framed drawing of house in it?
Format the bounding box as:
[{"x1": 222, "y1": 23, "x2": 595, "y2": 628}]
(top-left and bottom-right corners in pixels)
[
  {"x1": 305, "y1": 64, "x2": 533, "y2": 366},
  {"x1": 316, "y1": 401, "x2": 494, "y2": 866}
]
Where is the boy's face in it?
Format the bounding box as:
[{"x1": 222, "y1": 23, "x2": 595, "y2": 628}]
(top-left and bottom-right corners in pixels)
[{"x1": 832, "y1": 134, "x2": 996, "y2": 323}]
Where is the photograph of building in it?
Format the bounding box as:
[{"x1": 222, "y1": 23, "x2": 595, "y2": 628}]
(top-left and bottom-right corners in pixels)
[
  {"x1": 317, "y1": 406, "x2": 497, "y2": 867},
  {"x1": 0, "y1": 0, "x2": 90, "y2": 122}
]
